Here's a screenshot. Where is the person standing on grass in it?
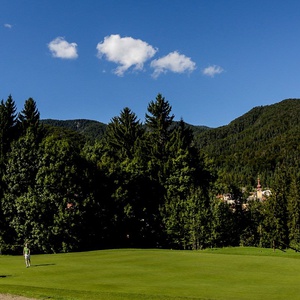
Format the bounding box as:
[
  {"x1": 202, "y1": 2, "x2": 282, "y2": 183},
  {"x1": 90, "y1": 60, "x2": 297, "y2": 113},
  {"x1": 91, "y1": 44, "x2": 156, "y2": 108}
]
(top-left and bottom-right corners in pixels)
[{"x1": 23, "y1": 243, "x2": 31, "y2": 268}]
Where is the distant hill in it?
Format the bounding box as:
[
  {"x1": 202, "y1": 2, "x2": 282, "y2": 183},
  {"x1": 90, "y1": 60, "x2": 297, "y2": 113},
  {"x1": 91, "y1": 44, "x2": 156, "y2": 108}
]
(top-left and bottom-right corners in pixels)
[
  {"x1": 41, "y1": 119, "x2": 107, "y2": 141},
  {"x1": 41, "y1": 119, "x2": 210, "y2": 141},
  {"x1": 194, "y1": 98, "x2": 300, "y2": 186},
  {"x1": 41, "y1": 99, "x2": 300, "y2": 187}
]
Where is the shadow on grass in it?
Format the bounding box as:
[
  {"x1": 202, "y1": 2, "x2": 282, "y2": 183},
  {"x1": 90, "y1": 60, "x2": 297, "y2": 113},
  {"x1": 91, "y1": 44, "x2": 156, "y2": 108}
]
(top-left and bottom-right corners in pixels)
[
  {"x1": 0, "y1": 275, "x2": 12, "y2": 278},
  {"x1": 31, "y1": 263, "x2": 56, "y2": 267}
]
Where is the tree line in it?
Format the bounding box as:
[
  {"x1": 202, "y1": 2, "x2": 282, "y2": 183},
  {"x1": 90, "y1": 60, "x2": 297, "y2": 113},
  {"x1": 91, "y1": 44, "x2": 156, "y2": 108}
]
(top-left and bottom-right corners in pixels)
[{"x1": 1, "y1": 94, "x2": 300, "y2": 253}]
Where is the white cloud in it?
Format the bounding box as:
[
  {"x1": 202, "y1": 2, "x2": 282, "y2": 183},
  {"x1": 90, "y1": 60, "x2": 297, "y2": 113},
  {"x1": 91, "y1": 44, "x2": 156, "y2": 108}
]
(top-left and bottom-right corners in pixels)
[
  {"x1": 202, "y1": 65, "x2": 224, "y2": 77},
  {"x1": 48, "y1": 37, "x2": 78, "y2": 59},
  {"x1": 150, "y1": 51, "x2": 196, "y2": 78},
  {"x1": 4, "y1": 23, "x2": 12, "y2": 29},
  {"x1": 96, "y1": 34, "x2": 157, "y2": 76}
]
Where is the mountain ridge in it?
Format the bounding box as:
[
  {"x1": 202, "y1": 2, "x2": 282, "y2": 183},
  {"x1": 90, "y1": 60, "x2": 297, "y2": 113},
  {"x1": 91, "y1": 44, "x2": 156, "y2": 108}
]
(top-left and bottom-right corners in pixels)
[
  {"x1": 194, "y1": 98, "x2": 300, "y2": 186},
  {"x1": 41, "y1": 118, "x2": 211, "y2": 140},
  {"x1": 41, "y1": 98, "x2": 300, "y2": 131},
  {"x1": 41, "y1": 98, "x2": 300, "y2": 181}
]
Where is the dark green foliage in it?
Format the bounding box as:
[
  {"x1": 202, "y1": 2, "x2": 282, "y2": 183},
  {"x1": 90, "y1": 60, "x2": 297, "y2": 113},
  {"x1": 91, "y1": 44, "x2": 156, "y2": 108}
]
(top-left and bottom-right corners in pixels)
[
  {"x1": 1, "y1": 131, "x2": 40, "y2": 250},
  {"x1": 0, "y1": 95, "x2": 18, "y2": 207},
  {"x1": 18, "y1": 98, "x2": 41, "y2": 136},
  {"x1": 145, "y1": 93, "x2": 174, "y2": 167},
  {"x1": 0, "y1": 95, "x2": 18, "y2": 157},
  {"x1": 104, "y1": 107, "x2": 144, "y2": 159},
  {"x1": 162, "y1": 119, "x2": 212, "y2": 249},
  {"x1": 257, "y1": 167, "x2": 289, "y2": 250},
  {"x1": 43, "y1": 123, "x2": 86, "y2": 149},
  {"x1": 163, "y1": 187, "x2": 210, "y2": 249},
  {"x1": 41, "y1": 119, "x2": 107, "y2": 141},
  {"x1": 210, "y1": 200, "x2": 237, "y2": 247},
  {"x1": 287, "y1": 173, "x2": 300, "y2": 250},
  {"x1": 101, "y1": 105, "x2": 166, "y2": 248},
  {"x1": 240, "y1": 200, "x2": 264, "y2": 247},
  {"x1": 1, "y1": 95, "x2": 300, "y2": 253},
  {"x1": 195, "y1": 99, "x2": 300, "y2": 188}
]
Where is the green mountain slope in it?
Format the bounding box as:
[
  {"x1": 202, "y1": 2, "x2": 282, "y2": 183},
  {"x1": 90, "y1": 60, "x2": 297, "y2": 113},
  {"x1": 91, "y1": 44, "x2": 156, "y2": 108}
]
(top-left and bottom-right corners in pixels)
[
  {"x1": 41, "y1": 119, "x2": 107, "y2": 141},
  {"x1": 41, "y1": 119, "x2": 209, "y2": 140},
  {"x1": 195, "y1": 98, "x2": 300, "y2": 186},
  {"x1": 41, "y1": 99, "x2": 300, "y2": 187}
]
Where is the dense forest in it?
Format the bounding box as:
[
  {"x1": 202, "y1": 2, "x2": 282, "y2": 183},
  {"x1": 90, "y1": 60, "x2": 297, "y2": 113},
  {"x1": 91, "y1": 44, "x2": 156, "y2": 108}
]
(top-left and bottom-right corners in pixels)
[{"x1": 1, "y1": 94, "x2": 300, "y2": 254}]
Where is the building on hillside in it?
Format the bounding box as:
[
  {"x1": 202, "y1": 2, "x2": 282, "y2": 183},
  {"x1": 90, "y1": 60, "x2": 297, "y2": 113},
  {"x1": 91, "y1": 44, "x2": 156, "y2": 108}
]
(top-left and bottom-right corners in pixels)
[
  {"x1": 216, "y1": 193, "x2": 239, "y2": 212},
  {"x1": 216, "y1": 178, "x2": 272, "y2": 212},
  {"x1": 216, "y1": 193, "x2": 236, "y2": 205},
  {"x1": 256, "y1": 177, "x2": 263, "y2": 200},
  {"x1": 247, "y1": 178, "x2": 271, "y2": 202}
]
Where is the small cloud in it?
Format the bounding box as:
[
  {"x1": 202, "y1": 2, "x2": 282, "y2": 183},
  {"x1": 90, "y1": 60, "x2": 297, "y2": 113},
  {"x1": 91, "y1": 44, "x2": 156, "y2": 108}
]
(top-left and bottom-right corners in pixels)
[
  {"x1": 48, "y1": 37, "x2": 78, "y2": 59},
  {"x1": 150, "y1": 51, "x2": 196, "y2": 78},
  {"x1": 96, "y1": 34, "x2": 157, "y2": 76},
  {"x1": 202, "y1": 65, "x2": 224, "y2": 77},
  {"x1": 4, "y1": 23, "x2": 12, "y2": 29}
]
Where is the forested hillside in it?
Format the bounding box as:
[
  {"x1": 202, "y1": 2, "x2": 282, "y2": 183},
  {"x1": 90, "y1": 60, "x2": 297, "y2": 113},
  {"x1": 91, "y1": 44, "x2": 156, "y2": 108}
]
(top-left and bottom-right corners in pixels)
[
  {"x1": 41, "y1": 119, "x2": 209, "y2": 140},
  {"x1": 41, "y1": 119, "x2": 107, "y2": 141},
  {"x1": 195, "y1": 98, "x2": 300, "y2": 189},
  {"x1": 42, "y1": 98, "x2": 300, "y2": 190},
  {"x1": 1, "y1": 95, "x2": 300, "y2": 254}
]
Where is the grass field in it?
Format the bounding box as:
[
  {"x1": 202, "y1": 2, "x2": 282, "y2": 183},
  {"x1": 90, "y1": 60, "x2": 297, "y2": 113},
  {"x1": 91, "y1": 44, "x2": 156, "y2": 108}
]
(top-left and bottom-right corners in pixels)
[{"x1": 1, "y1": 247, "x2": 300, "y2": 300}]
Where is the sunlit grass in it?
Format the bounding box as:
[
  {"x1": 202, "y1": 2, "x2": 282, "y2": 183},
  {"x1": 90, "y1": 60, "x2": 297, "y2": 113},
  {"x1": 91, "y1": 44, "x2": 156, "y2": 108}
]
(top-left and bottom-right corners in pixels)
[{"x1": 1, "y1": 247, "x2": 300, "y2": 299}]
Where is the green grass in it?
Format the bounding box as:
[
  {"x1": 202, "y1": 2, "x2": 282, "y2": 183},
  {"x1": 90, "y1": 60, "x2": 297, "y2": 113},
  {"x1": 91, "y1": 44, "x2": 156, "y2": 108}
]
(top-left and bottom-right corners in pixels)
[{"x1": 1, "y1": 247, "x2": 300, "y2": 300}]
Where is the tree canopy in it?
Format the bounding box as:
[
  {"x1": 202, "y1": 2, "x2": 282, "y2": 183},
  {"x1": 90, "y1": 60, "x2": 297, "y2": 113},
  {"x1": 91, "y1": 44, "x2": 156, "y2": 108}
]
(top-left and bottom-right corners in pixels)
[{"x1": 1, "y1": 95, "x2": 300, "y2": 253}]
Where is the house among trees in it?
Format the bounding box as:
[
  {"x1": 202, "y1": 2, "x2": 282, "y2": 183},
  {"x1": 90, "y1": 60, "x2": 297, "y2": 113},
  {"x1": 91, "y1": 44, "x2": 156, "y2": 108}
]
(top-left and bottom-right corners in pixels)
[
  {"x1": 216, "y1": 193, "x2": 235, "y2": 205},
  {"x1": 218, "y1": 178, "x2": 272, "y2": 208},
  {"x1": 247, "y1": 178, "x2": 271, "y2": 202}
]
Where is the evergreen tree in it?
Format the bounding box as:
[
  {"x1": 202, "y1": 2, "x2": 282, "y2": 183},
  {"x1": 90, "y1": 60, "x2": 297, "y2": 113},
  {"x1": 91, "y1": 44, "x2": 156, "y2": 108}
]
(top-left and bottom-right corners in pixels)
[
  {"x1": 34, "y1": 134, "x2": 92, "y2": 252},
  {"x1": 240, "y1": 200, "x2": 264, "y2": 247},
  {"x1": 162, "y1": 119, "x2": 212, "y2": 249},
  {"x1": 18, "y1": 97, "x2": 41, "y2": 138},
  {"x1": 142, "y1": 94, "x2": 176, "y2": 245},
  {"x1": 101, "y1": 107, "x2": 163, "y2": 247},
  {"x1": 287, "y1": 173, "x2": 300, "y2": 250},
  {"x1": 163, "y1": 186, "x2": 210, "y2": 249},
  {"x1": 1, "y1": 131, "x2": 39, "y2": 251},
  {"x1": 210, "y1": 199, "x2": 238, "y2": 247},
  {"x1": 0, "y1": 95, "x2": 18, "y2": 158},
  {"x1": 81, "y1": 141, "x2": 114, "y2": 249},
  {"x1": 145, "y1": 93, "x2": 174, "y2": 163},
  {"x1": 261, "y1": 167, "x2": 289, "y2": 249},
  {"x1": 0, "y1": 96, "x2": 18, "y2": 241},
  {"x1": 105, "y1": 107, "x2": 144, "y2": 159}
]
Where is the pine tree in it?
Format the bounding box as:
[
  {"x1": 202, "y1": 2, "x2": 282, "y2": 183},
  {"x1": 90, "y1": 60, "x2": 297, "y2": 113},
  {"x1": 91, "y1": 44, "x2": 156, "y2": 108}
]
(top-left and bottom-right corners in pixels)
[
  {"x1": 287, "y1": 173, "x2": 300, "y2": 250},
  {"x1": 0, "y1": 95, "x2": 18, "y2": 157},
  {"x1": 145, "y1": 93, "x2": 174, "y2": 162},
  {"x1": 261, "y1": 167, "x2": 289, "y2": 250},
  {"x1": 0, "y1": 96, "x2": 18, "y2": 252},
  {"x1": 0, "y1": 95, "x2": 18, "y2": 208},
  {"x1": 105, "y1": 107, "x2": 144, "y2": 159},
  {"x1": 163, "y1": 186, "x2": 210, "y2": 249},
  {"x1": 18, "y1": 97, "x2": 41, "y2": 138}
]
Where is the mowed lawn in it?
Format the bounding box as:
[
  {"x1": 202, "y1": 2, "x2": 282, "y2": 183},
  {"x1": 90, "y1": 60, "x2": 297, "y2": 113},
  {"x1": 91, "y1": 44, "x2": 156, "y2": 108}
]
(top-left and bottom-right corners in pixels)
[{"x1": 1, "y1": 247, "x2": 300, "y2": 300}]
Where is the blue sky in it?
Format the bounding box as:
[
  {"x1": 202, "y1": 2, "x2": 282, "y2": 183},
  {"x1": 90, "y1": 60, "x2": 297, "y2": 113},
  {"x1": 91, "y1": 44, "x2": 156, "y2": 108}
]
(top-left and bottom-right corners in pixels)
[{"x1": 1, "y1": 0, "x2": 300, "y2": 127}]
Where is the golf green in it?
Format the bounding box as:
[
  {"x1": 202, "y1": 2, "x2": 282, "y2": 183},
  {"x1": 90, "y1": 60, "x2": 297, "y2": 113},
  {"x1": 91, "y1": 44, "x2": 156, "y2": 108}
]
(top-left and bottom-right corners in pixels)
[{"x1": 1, "y1": 247, "x2": 300, "y2": 299}]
